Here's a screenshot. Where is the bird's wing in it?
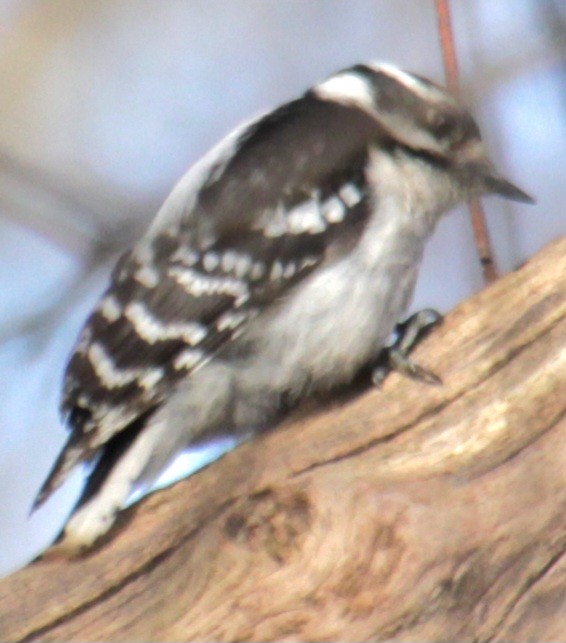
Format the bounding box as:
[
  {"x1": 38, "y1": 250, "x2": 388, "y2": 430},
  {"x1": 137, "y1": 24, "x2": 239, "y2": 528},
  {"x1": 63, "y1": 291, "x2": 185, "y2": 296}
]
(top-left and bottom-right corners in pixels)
[{"x1": 35, "y1": 94, "x2": 383, "y2": 507}]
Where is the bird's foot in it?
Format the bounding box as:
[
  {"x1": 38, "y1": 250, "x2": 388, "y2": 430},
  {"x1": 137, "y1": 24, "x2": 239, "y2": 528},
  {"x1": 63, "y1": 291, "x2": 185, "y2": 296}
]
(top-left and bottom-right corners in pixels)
[{"x1": 371, "y1": 309, "x2": 443, "y2": 387}]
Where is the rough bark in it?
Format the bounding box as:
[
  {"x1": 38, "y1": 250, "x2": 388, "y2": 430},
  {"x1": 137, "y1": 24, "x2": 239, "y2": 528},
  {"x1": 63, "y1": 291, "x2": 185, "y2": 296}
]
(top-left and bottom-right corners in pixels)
[{"x1": 1, "y1": 237, "x2": 565, "y2": 643}]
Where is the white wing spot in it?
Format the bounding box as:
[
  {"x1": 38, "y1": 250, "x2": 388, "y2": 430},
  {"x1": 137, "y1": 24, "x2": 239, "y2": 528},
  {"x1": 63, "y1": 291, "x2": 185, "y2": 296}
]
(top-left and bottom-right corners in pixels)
[
  {"x1": 173, "y1": 348, "x2": 205, "y2": 371},
  {"x1": 250, "y1": 261, "x2": 265, "y2": 281},
  {"x1": 134, "y1": 266, "x2": 160, "y2": 289},
  {"x1": 169, "y1": 267, "x2": 249, "y2": 299},
  {"x1": 339, "y1": 183, "x2": 363, "y2": 208},
  {"x1": 264, "y1": 219, "x2": 288, "y2": 238},
  {"x1": 77, "y1": 394, "x2": 90, "y2": 407},
  {"x1": 88, "y1": 343, "x2": 139, "y2": 388},
  {"x1": 221, "y1": 250, "x2": 238, "y2": 273},
  {"x1": 216, "y1": 310, "x2": 249, "y2": 332},
  {"x1": 171, "y1": 247, "x2": 200, "y2": 266},
  {"x1": 299, "y1": 256, "x2": 319, "y2": 271},
  {"x1": 203, "y1": 252, "x2": 220, "y2": 272},
  {"x1": 125, "y1": 302, "x2": 208, "y2": 345},
  {"x1": 234, "y1": 254, "x2": 252, "y2": 279},
  {"x1": 234, "y1": 293, "x2": 250, "y2": 307},
  {"x1": 283, "y1": 262, "x2": 296, "y2": 279},
  {"x1": 322, "y1": 196, "x2": 346, "y2": 223},
  {"x1": 88, "y1": 343, "x2": 136, "y2": 388},
  {"x1": 99, "y1": 295, "x2": 122, "y2": 323},
  {"x1": 288, "y1": 199, "x2": 326, "y2": 234},
  {"x1": 270, "y1": 260, "x2": 284, "y2": 281},
  {"x1": 139, "y1": 368, "x2": 165, "y2": 390}
]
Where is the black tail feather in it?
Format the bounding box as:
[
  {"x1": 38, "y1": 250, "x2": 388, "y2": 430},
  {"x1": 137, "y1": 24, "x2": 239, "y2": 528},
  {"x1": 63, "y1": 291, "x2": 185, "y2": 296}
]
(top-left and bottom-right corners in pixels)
[
  {"x1": 72, "y1": 409, "x2": 154, "y2": 510},
  {"x1": 31, "y1": 433, "x2": 91, "y2": 514}
]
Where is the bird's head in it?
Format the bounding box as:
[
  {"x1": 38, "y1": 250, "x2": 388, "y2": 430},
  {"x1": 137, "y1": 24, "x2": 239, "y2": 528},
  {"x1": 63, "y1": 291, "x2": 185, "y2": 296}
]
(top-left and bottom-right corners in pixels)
[{"x1": 314, "y1": 62, "x2": 534, "y2": 205}]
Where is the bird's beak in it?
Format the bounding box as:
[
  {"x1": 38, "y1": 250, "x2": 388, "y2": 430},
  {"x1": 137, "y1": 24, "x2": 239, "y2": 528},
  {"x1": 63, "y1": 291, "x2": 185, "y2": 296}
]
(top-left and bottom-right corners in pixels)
[
  {"x1": 483, "y1": 171, "x2": 535, "y2": 204},
  {"x1": 459, "y1": 144, "x2": 535, "y2": 204}
]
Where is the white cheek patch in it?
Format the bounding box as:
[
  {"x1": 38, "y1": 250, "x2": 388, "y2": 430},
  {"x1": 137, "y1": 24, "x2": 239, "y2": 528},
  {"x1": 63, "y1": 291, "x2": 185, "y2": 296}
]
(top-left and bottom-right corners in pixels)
[{"x1": 313, "y1": 71, "x2": 376, "y2": 111}]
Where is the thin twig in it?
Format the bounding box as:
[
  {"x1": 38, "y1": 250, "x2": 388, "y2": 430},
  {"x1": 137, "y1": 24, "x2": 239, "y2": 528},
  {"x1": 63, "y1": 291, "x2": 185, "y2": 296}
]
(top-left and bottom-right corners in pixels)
[{"x1": 434, "y1": 0, "x2": 498, "y2": 284}]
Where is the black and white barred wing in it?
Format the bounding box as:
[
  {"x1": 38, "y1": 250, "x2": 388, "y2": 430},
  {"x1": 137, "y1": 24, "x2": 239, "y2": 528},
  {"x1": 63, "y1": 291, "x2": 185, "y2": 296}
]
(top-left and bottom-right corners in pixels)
[
  {"x1": 35, "y1": 89, "x2": 382, "y2": 508},
  {"x1": 35, "y1": 230, "x2": 323, "y2": 507}
]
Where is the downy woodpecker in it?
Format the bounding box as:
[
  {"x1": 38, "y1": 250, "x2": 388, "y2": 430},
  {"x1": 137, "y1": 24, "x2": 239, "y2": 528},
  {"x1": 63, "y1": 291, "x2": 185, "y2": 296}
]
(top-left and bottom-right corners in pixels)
[{"x1": 34, "y1": 62, "x2": 533, "y2": 552}]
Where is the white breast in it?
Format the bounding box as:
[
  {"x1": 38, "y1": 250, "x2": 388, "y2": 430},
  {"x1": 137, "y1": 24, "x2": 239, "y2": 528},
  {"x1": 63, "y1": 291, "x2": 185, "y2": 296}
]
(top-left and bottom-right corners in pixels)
[{"x1": 241, "y1": 202, "x2": 430, "y2": 396}]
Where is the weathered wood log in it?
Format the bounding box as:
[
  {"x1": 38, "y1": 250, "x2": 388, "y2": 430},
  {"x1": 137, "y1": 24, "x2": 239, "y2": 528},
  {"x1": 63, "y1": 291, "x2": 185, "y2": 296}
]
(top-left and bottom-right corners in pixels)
[{"x1": 1, "y1": 236, "x2": 565, "y2": 643}]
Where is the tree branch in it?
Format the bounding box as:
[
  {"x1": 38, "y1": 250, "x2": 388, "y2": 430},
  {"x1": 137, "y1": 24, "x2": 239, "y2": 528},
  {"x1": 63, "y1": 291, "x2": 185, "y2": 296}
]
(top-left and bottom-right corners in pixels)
[{"x1": 1, "y1": 237, "x2": 565, "y2": 643}]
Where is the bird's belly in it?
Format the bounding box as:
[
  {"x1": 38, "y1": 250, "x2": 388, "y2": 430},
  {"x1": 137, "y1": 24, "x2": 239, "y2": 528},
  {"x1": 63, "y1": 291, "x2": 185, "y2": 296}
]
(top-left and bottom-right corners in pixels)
[{"x1": 241, "y1": 252, "x2": 419, "y2": 395}]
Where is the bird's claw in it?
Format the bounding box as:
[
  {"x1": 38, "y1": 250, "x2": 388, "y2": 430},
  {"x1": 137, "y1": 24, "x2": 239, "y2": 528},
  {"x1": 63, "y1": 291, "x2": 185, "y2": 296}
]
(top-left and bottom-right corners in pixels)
[{"x1": 371, "y1": 308, "x2": 443, "y2": 387}]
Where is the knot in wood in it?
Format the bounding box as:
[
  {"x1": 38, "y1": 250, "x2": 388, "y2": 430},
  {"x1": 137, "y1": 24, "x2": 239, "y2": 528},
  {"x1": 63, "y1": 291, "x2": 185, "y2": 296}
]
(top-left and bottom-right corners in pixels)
[{"x1": 224, "y1": 487, "x2": 312, "y2": 562}]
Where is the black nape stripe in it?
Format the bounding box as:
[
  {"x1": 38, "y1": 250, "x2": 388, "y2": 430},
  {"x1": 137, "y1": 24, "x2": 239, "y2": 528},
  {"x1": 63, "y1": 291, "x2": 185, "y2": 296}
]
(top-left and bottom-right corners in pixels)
[{"x1": 396, "y1": 142, "x2": 451, "y2": 170}]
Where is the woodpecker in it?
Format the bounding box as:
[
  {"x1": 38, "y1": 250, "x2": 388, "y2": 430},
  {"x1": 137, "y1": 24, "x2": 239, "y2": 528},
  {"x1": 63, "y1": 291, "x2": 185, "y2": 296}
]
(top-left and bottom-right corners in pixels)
[{"x1": 34, "y1": 62, "x2": 533, "y2": 552}]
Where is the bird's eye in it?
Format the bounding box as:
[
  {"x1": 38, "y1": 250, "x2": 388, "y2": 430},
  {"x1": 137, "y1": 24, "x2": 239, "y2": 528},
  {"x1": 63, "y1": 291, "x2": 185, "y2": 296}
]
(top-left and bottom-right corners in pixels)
[
  {"x1": 426, "y1": 109, "x2": 455, "y2": 139},
  {"x1": 69, "y1": 404, "x2": 93, "y2": 431}
]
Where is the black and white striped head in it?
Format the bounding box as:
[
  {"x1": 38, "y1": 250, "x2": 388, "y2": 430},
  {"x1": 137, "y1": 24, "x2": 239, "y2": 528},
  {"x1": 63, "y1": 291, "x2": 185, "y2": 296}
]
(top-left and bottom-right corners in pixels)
[{"x1": 312, "y1": 62, "x2": 533, "y2": 204}]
